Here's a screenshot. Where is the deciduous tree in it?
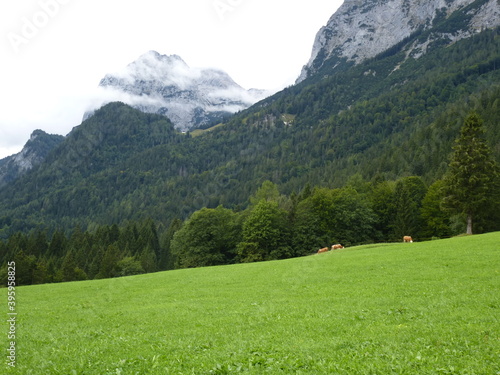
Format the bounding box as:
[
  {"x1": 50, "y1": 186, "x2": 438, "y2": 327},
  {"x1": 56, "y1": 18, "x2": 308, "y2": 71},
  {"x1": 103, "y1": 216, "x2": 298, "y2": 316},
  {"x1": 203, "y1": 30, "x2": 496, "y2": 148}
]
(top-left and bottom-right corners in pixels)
[
  {"x1": 172, "y1": 206, "x2": 241, "y2": 268},
  {"x1": 237, "y1": 200, "x2": 289, "y2": 262}
]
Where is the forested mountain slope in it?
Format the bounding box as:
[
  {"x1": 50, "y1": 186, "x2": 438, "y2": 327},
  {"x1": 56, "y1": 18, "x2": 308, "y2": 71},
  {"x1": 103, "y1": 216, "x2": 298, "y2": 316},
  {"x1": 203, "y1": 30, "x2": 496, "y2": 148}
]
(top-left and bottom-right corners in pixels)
[{"x1": 0, "y1": 24, "x2": 498, "y2": 237}]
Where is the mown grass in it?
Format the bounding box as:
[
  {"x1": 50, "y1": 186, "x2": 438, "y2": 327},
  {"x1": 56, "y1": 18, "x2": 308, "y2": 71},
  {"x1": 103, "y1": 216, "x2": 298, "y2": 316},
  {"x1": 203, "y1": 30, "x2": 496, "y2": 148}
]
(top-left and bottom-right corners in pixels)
[
  {"x1": 3, "y1": 233, "x2": 500, "y2": 374},
  {"x1": 190, "y1": 123, "x2": 225, "y2": 137}
]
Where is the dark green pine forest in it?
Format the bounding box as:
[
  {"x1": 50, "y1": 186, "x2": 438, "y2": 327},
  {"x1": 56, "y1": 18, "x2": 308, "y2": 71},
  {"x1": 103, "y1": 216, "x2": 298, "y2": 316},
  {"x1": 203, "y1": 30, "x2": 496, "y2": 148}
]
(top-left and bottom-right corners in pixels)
[{"x1": 1, "y1": 23, "x2": 499, "y2": 284}]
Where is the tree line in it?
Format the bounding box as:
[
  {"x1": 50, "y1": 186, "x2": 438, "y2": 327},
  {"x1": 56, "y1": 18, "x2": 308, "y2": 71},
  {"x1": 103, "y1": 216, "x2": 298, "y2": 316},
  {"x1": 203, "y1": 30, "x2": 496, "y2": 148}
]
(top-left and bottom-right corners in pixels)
[{"x1": 0, "y1": 219, "x2": 173, "y2": 286}]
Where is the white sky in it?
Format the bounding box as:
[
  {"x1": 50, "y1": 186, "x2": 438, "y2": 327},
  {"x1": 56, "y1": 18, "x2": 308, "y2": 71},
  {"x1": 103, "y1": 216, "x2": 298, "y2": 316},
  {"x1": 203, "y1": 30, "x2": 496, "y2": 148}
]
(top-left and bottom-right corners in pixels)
[{"x1": 0, "y1": 0, "x2": 343, "y2": 159}]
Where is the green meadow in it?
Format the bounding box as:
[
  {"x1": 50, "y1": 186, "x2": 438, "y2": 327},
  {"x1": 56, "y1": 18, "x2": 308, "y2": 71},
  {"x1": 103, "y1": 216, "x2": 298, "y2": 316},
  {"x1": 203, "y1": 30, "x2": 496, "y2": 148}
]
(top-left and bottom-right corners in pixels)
[{"x1": 3, "y1": 233, "x2": 500, "y2": 374}]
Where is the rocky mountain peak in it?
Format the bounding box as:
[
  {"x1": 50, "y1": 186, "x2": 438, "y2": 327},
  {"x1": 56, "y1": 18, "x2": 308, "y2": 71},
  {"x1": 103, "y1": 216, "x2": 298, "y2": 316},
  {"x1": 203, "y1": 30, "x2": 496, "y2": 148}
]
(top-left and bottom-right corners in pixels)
[{"x1": 297, "y1": 0, "x2": 500, "y2": 82}]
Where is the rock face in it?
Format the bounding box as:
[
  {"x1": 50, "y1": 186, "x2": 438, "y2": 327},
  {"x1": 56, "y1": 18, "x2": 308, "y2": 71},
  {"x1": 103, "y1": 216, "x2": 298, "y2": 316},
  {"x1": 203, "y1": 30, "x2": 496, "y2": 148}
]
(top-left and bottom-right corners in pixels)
[
  {"x1": 0, "y1": 130, "x2": 64, "y2": 187},
  {"x1": 86, "y1": 51, "x2": 269, "y2": 131},
  {"x1": 298, "y1": 0, "x2": 500, "y2": 82}
]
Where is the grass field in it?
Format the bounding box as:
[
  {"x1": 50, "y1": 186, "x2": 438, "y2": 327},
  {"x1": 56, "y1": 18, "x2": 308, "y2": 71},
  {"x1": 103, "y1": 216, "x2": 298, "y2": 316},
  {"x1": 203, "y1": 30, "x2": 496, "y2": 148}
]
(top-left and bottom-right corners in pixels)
[
  {"x1": 189, "y1": 123, "x2": 225, "y2": 137},
  {"x1": 3, "y1": 233, "x2": 500, "y2": 374}
]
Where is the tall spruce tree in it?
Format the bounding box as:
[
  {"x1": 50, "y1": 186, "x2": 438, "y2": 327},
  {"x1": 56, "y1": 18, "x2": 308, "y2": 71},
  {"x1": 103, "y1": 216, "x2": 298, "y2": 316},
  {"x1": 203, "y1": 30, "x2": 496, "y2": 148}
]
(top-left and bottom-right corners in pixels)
[{"x1": 442, "y1": 112, "x2": 499, "y2": 235}]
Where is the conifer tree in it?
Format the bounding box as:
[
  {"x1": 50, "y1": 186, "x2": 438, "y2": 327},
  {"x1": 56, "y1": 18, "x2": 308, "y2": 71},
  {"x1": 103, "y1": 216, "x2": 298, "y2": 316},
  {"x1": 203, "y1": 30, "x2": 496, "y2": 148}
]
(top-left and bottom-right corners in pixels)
[
  {"x1": 391, "y1": 177, "x2": 427, "y2": 240},
  {"x1": 442, "y1": 112, "x2": 499, "y2": 235},
  {"x1": 159, "y1": 218, "x2": 183, "y2": 270},
  {"x1": 420, "y1": 180, "x2": 452, "y2": 239}
]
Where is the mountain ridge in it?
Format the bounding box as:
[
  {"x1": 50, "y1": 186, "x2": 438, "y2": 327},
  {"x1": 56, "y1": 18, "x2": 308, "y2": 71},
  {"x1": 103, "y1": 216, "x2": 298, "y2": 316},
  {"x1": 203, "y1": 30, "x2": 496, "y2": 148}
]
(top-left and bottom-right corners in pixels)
[{"x1": 0, "y1": 130, "x2": 64, "y2": 188}]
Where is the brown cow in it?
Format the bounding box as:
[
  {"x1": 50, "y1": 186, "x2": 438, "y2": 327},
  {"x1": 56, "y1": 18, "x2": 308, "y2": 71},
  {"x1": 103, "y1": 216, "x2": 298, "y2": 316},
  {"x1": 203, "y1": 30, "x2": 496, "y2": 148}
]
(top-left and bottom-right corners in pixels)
[
  {"x1": 403, "y1": 236, "x2": 413, "y2": 243},
  {"x1": 331, "y1": 244, "x2": 344, "y2": 250},
  {"x1": 317, "y1": 247, "x2": 329, "y2": 254}
]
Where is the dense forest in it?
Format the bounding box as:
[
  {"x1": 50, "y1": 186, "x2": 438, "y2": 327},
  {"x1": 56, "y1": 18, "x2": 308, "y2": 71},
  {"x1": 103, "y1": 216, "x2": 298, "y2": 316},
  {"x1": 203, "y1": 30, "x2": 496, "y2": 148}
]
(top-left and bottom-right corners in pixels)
[
  {"x1": 0, "y1": 24, "x2": 499, "y2": 284},
  {"x1": 2, "y1": 160, "x2": 499, "y2": 286}
]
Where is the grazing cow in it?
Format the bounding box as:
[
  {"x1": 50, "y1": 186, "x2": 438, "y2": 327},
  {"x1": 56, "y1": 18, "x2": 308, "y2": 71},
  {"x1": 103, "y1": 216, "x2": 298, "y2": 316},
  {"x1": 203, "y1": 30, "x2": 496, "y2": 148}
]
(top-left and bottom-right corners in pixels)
[
  {"x1": 331, "y1": 244, "x2": 344, "y2": 250},
  {"x1": 317, "y1": 247, "x2": 329, "y2": 254},
  {"x1": 403, "y1": 236, "x2": 413, "y2": 243}
]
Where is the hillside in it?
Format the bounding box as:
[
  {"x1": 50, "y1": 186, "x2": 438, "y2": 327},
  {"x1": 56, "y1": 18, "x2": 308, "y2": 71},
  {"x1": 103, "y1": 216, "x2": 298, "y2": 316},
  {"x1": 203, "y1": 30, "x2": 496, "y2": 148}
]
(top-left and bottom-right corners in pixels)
[
  {"x1": 5, "y1": 232, "x2": 500, "y2": 374},
  {"x1": 0, "y1": 24, "x2": 498, "y2": 237}
]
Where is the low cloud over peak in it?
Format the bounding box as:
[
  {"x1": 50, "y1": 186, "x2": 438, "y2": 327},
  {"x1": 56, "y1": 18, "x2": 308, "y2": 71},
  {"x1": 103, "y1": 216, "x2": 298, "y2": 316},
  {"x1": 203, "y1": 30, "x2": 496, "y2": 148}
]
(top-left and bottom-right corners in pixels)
[{"x1": 86, "y1": 51, "x2": 271, "y2": 130}]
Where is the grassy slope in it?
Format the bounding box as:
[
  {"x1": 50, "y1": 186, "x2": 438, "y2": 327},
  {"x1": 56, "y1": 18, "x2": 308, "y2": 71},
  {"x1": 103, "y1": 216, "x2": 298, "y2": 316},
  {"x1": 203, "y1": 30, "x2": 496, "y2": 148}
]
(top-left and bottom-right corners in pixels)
[{"x1": 4, "y1": 233, "x2": 500, "y2": 374}]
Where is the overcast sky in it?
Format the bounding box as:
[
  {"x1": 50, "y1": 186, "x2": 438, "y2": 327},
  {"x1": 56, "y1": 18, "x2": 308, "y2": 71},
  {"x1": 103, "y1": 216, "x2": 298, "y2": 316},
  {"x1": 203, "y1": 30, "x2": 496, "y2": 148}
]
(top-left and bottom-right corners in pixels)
[{"x1": 0, "y1": 0, "x2": 343, "y2": 159}]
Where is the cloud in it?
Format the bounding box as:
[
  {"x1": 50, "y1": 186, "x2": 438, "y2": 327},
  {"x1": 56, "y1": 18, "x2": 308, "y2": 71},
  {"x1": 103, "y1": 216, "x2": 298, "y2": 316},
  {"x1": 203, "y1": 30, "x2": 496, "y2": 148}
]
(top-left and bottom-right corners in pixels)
[
  {"x1": 105, "y1": 52, "x2": 203, "y2": 91},
  {"x1": 86, "y1": 87, "x2": 167, "y2": 112},
  {"x1": 207, "y1": 86, "x2": 272, "y2": 106}
]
